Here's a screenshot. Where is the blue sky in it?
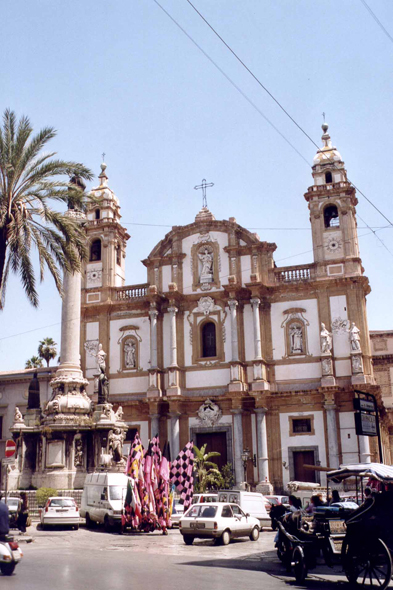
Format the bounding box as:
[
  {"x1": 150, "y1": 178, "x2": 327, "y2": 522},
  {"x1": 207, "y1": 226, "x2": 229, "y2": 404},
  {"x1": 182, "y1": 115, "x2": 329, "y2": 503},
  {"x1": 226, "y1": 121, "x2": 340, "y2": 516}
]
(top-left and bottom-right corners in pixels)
[{"x1": 1, "y1": 0, "x2": 393, "y2": 371}]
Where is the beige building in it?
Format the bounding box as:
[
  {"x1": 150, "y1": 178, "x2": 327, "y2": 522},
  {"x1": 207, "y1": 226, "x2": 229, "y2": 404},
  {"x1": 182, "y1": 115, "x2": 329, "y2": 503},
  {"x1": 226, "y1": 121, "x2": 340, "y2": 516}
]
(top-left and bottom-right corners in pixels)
[{"x1": 1, "y1": 124, "x2": 392, "y2": 492}]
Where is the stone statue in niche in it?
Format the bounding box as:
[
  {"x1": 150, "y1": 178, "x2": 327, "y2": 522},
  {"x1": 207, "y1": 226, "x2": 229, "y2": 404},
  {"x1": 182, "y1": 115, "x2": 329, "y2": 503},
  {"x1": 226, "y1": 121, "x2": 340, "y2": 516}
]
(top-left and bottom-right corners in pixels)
[
  {"x1": 124, "y1": 340, "x2": 136, "y2": 368},
  {"x1": 348, "y1": 322, "x2": 361, "y2": 352},
  {"x1": 74, "y1": 438, "x2": 83, "y2": 467},
  {"x1": 320, "y1": 323, "x2": 333, "y2": 354},
  {"x1": 322, "y1": 357, "x2": 332, "y2": 375},
  {"x1": 109, "y1": 428, "x2": 125, "y2": 462},
  {"x1": 198, "y1": 247, "x2": 214, "y2": 283},
  {"x1": 289, "y1": 323, "x2": 304, "y2": 354}
]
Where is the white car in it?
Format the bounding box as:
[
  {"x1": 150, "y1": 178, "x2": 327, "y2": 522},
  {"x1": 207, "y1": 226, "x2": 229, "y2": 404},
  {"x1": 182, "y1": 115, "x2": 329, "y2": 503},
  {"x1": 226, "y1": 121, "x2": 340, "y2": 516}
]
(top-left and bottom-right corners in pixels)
[
  {"x1": 40, "y1": 497, "x2": 80, "y2": 530},
  {"x1": 171, "y1": 499, "x2": 185, "y2": 527},
  {"x1": 179, "y1": 502, "x2": 260, "y2": 545}
]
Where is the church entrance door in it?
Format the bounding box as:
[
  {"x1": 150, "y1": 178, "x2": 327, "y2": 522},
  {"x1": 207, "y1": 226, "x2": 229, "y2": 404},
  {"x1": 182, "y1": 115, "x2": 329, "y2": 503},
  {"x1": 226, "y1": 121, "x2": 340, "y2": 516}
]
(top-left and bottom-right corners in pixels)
[
  {"x1": 196, "y1": 431, "x2": 227, "y2": 470},
  {"x1": 293, "y1": 450, "x2": 316, "y2": 483}
]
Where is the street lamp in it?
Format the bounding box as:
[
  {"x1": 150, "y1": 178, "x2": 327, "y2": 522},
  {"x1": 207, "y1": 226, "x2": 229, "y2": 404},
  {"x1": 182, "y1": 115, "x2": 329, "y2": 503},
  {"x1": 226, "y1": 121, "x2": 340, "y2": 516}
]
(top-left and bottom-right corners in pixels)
[{"x1": 241, "y1": 447, "x2": 250, "y2": 483}]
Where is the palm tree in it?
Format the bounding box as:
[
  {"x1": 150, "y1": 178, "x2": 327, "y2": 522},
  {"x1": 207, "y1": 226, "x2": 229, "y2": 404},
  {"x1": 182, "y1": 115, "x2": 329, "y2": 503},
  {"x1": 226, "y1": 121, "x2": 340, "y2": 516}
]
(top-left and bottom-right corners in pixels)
[
  {"x1": 0, "y1": 109, "x2": 93, "y2": 308},
  {"x1": 193, "y1": 444, "x2": 222, "y2": 493},
  {"x1": 25, "y1": 356, "x2": 43, "y2": 369},
  {"x1": 38, "y1": 337, "x2": 57, "y2": 367}
]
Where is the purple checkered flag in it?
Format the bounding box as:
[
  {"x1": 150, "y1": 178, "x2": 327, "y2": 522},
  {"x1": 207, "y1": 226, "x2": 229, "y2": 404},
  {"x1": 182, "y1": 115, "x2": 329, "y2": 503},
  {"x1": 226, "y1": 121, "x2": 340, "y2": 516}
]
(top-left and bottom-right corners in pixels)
[{"x1": 170, "y1": 441, "x2": 194, "y2": 510}]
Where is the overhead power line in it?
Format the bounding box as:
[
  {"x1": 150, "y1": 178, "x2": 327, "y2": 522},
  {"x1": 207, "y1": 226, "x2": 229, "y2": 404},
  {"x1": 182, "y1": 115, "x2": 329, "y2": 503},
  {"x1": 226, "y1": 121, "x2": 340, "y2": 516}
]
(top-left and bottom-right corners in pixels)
[
  {"x1": 181, "y1": 0, "x2": 393, "y2": 232},
  {"x1": 0, "y1": 226, "x2": 387, "y2": 344},
  {"x1": 360, "y1": 0, "x2": 393, "y2": 45}
]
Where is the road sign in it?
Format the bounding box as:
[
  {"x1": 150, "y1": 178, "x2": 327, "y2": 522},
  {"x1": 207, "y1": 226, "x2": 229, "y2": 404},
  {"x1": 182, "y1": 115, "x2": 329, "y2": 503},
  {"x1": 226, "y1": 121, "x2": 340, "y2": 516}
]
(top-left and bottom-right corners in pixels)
[
  {"x1": 355, "y1": 412, "x2": 377, "y2": 436},
  {"x1": 5, "y1": 439, "x2": 16, "y2": 458},
  {"x1": 353, "y1": 398, "x2": 375, "y2": 412}
]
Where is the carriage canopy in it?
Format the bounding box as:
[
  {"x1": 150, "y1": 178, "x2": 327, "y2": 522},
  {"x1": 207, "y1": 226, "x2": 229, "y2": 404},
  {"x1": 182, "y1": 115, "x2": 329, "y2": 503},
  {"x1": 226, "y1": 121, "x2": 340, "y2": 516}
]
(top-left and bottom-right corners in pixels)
[{"x1": 327, "y1": 463, "x2": 393, "y2": 484}]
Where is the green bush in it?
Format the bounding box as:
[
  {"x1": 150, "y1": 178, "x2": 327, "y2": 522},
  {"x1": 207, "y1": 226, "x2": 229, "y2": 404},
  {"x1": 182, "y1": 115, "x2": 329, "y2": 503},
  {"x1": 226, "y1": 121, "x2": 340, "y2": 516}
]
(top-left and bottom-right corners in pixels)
[{"x1": 36, "y1": 487, "x2": 58, "y2": 507}]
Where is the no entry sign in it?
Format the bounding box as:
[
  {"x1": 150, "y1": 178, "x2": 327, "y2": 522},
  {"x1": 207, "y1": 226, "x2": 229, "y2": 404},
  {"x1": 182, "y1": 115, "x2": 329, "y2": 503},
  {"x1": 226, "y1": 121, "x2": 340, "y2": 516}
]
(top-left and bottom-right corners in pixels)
[{"x1": 5, "y1": 439, "x2": 16, "y2": 458}]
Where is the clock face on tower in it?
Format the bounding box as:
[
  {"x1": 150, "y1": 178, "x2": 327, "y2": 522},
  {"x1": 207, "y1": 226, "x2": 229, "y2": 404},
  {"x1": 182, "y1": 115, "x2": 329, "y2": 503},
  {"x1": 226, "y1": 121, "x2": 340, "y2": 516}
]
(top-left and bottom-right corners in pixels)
[{"x1": 325, "y1": 236, "x2": 343, "y2": 253}]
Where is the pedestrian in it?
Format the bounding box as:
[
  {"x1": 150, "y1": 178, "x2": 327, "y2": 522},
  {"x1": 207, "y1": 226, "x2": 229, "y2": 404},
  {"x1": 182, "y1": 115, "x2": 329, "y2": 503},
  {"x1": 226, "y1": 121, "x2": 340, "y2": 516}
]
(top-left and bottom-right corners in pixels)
[
  {"x1": 329, "y1": 490, "x2": 341, "y2": 505},
  {"x1": 0, "y1": 494, "x2": 10, "y2": 540},
  {"x1": 306, "y1": 494, "x2": 324, "y2": 514},
  {"x1": 17, "y1": 492, "x2": 29, "y2": 535}
]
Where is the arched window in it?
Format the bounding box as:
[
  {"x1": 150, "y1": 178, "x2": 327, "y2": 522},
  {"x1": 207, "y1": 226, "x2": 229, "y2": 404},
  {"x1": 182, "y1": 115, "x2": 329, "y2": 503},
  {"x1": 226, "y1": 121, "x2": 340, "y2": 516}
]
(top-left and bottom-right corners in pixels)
[
  {"x1": 324, "y1": 205, "x2": 340, "y2": 228},
  {"x1": 325, "y1": 171, "x2": 332, "y2": 184},
  {"x1": 95, "y1": 209, "x2": 100, "y2": 220},
  {"x1": 201, "y1": 322, "x2": 217, "y2": 358},
  {"x1": 90, "y1": 239, "x2": 102, "y2": 261}
]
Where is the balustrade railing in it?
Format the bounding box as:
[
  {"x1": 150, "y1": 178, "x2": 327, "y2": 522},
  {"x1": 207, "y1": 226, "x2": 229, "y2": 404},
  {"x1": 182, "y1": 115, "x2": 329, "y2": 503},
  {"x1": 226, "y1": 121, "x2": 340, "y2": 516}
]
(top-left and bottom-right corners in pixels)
[
  {"x1": 274, "y1": 264, "x2": 314, "y2": 283},
  {"x1": 116, "y1": 283, "x2": 149, "y2": 300}
]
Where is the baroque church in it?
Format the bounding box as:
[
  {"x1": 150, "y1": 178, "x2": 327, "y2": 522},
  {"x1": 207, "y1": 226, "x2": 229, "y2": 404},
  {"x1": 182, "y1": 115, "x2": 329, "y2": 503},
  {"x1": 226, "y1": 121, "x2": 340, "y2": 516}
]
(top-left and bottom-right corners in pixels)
[{"x1": 1, "y1": 124, "x2": 393, "y2": 492}]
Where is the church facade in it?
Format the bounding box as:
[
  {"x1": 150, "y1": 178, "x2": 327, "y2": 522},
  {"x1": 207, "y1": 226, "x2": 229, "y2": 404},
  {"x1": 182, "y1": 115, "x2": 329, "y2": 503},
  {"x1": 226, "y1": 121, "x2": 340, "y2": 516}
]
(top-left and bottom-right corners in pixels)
[{"x1": 78, "y1": 124, "x2": 393, "y2": 492}]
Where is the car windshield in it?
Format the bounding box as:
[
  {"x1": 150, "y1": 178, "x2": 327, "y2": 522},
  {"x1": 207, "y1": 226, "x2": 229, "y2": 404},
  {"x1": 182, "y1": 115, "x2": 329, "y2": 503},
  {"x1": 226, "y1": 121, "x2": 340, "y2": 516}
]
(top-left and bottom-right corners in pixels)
[
  {"x1": 185, "y1": 504, "x2": 218, "y2": 518},
  {"x1": 267, "y1": 498, "x2": 279, "y2": 505},
  {"x1": 49, "y1": 499, "x2": 75, "y2": 508},
  {"x1": 6, "y1": 499, "x2": 19, "y2": 508},
  {"x1": 109, "y1": 486, "x2": 124, "y2": 501}
]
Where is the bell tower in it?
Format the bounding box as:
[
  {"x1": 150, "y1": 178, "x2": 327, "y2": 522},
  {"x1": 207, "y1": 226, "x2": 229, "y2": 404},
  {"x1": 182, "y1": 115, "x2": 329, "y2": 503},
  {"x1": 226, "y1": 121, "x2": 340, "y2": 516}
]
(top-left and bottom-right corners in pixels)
[
  {"x1": 83, "y1": 163, "x2": 130, "y2": 302},
  {"x1": 304, "y1": 124, "x2": 361, "y2": 278}
]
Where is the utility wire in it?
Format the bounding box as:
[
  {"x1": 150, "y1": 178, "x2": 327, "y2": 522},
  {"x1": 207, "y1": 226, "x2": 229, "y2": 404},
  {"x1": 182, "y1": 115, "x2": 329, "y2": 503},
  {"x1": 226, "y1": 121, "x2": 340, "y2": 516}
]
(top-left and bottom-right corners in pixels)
[
  {"x1": 181, "y1": 0, "x2": 393, "y2": 231},
  {"x1": 0, "y1": 227, "x2": 385, "y2": 344},
  {"x1": 360, "y1": 0, "x2": 393, "y2": 45},
  {"x1": 151, "y1": 0, "x2": 309, "y2": 166}
]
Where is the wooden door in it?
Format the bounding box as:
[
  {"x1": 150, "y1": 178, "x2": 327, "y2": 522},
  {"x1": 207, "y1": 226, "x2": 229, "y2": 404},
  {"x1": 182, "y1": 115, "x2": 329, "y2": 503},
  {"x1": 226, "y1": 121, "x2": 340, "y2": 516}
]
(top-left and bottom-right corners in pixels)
[
  {"x1": 196, "y1": 432, "x2": 227, "y2": 470},
  {"x1": 293, "y1": 450, "x2": 316, "y2": 483}
]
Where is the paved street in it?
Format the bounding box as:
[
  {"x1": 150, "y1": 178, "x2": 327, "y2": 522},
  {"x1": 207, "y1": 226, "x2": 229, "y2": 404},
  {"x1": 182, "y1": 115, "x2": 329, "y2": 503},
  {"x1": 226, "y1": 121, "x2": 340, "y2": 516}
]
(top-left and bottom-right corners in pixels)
[{"x1": 2, "y1": 525, "x2": 383, "y2": 590}]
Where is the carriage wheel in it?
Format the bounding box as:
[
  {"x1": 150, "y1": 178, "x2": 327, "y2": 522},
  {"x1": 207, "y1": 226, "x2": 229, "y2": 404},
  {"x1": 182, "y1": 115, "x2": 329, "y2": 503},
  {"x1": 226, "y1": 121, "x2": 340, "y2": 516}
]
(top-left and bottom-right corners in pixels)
[
  {"x1": 292, "y1": 546, "x2": 308, "y2": 584},
  {"x1": 342, "y1": 537, "x2": 392, "y2": 589}
]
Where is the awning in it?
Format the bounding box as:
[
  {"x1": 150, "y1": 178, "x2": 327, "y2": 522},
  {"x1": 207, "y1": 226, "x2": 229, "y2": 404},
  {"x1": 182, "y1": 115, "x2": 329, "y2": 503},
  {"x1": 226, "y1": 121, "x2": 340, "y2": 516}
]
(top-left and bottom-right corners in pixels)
[{"x1": 327, "y1": 463, "x2": 393, "y2": 483}]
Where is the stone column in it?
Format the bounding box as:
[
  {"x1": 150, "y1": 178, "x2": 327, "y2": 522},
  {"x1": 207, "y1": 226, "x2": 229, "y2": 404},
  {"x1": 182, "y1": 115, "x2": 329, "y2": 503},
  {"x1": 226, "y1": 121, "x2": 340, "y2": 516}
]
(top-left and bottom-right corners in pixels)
[
  {"x1": 228, "y1": 299, "x2": 239, "y2": 362},
  {"x1": 168, "y1": 306, "x2": 178, "y2": 367},
  {"x1": 324, "y1": 403, "x2": 340, "y2": 469},
  {"x1": 250, "y1": 298, "x2": 269, "y2": 391},
  {"x1": 255, "y1": 408, "x2": 270, "y2": 484},
  {"x1": 170, "y1": 412, "x2": 180, "y2": 459},
  {"x1": 58, "y1": 269, "x2": 83, "y2": 379},
  {"x1": 231, "y1": 409, "x2": 244, "y2": 486},
  {"x1": 150, "y1": 413, "x2": 160, "y2": 439},
  {"x1": 149, "y1": 305, "x2": 158, "y2": 369},
  {"x1": 251, "y1": 298, "x2": 262, "y2": 360},
  {"x1": 359, "y1": 435, "x2": 372, "y2": 463}
]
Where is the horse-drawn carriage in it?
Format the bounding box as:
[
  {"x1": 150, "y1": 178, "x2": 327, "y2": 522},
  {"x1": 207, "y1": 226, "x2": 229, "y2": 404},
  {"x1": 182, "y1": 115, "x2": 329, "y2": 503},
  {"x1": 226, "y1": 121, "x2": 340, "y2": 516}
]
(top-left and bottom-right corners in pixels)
[{"x1": 277, "y1": 463, "x2": 393, "y2": 588}]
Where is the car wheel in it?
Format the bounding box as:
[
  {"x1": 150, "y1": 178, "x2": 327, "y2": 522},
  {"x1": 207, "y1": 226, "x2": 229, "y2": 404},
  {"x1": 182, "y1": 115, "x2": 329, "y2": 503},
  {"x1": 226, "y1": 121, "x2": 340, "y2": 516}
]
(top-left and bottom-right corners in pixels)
[
  {"x1": 221, "y1": 530, "x2": 231, "y2": 546},
  {"x1": 104, "y1": 515, "x2": 111, "y2": 533},
  {"x1": 41, "y1": 522, "x2": 46, "y2": 531},
  {"x1": 249, "y1": 526, "x2": 259, "y2": 541},
  {"x1": 73, "y1": 524, "x2": 79, "y2": 530},
  {"x1": 183, "y1": 535, "x2": 194, "y2": 545},
  {"x1": 85, "y1": 513, "x2": 94, "y2": 529},
  {"x1": 1, "y1": 563, "x2": 16, "y2": 576}
]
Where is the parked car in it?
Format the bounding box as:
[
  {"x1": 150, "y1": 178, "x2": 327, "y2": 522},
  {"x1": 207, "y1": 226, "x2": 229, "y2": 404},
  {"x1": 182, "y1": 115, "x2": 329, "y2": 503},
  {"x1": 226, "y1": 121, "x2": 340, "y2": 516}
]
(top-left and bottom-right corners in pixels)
[
  {"x1": 179, "y1": 502, "x2": 260, "y2": 545},
  {"x1": 3, "y1": 497, "x2": 20, "y2": 529},
  {"x1": 171, "y1": 499, "x2": 184, "y2": 527},
  {"x1": 80, "y1": 472, "x2": 128, "y2": 530},
  {"x1": 265, "y1": 495, "x2": 289, "y2": 509},
  {"x1": 217, "y1": 490, "x2": 270, "y2": 528},
  {"x1": 40, "y1": 497, "x2": 80, "y2": 530},
  {"x1": 191, "y1": 493, "x2": 218, "y2": 504}
]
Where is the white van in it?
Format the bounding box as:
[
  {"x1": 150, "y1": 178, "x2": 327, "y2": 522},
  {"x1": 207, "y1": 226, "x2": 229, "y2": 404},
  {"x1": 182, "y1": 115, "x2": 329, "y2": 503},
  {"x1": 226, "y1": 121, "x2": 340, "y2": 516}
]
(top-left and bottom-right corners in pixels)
[
  {"x1": 217, "y1": 490, "x2": 270, "y2": 528},
  {"x1": 80, "y1": 472, "x2": 128, "y2": 530}
]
